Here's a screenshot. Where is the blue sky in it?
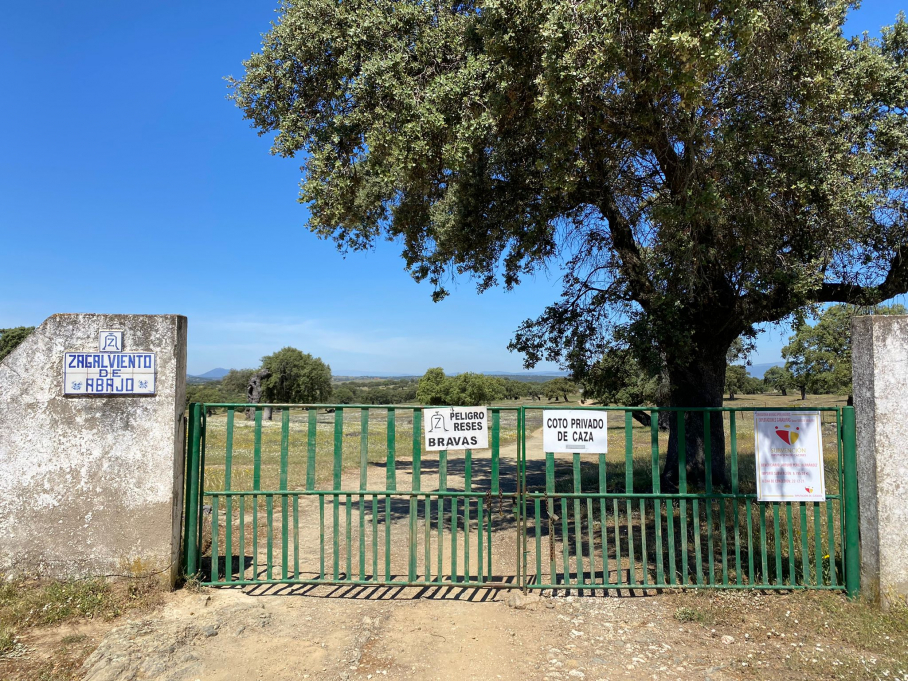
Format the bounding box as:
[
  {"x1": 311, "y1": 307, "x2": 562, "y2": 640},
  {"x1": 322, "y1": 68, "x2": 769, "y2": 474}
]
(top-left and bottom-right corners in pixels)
[{"x1": 1, "y1": 2, "x2": 904, "y2": 376}]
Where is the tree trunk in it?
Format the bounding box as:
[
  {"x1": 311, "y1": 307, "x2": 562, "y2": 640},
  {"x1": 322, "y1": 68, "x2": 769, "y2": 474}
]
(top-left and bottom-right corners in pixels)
[
  {"x1": 800, "y1": 386, "x2": 806, "y2": 400},
  {"x1": 728, "y1": 390, "x2": 736, "y2": 400},
  {"x1": 781, "y1": 387, "x2": 787, "y2": 396},
  {"x1": 245, "y1": 369, "x2": 272, "y2": 421},
  {"x1": 630, "y1": 409, "x2": 671, "y2": 431},
  {"x1": 661, "y1": 348, "x2": 728, "y2": 491}
]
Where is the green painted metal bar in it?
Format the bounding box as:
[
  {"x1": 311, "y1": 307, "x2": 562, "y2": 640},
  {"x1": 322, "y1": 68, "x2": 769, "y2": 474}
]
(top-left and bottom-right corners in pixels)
[
  {"x1": 625, "y1": 412, "x2": 635, "y2": 586},
  {"x1": 560, "y1": 497, "x2": 570, "y2": 588},
  {"x1": 665, "y1": 498, "x2": 676, "y2": 585},
  {"x1": 813, "y1": 503, "x2": 823, "y2": 586},
  {"x1": 693, "y1": 499, "x2": 703, "y2": 585},
  {"x1": 826, "y1": 500, "x2": 837, "y2": 586},
  {"x1": 786, "y1": 502, "x2": 796, "y2": 585},
  {"x1": 293, "y1": 495, "x2": 300, "y2": 579},
  {"x1": 491, "y1": 411, "x2": 500, "y2": 494},
  {"x1": 253, "y1": 408, "x2": 262, "y2": 491},
  {"x1": 280, "y1": 410, "x2": 289, "y2": 580},
  {"x1": 704, "y1": 414, "x2": 715, "y2": 585},
  {"x1": 573, "y1": 453, "x2": 584, "y2": 585},
  {"x1": 464, "y1": 449, "x2": 472, "y2": 583},
  {"x1": 198, "y1": 412, "x2": 207, "y2": 556},
  {"x1": 719, "y1": 499, "x2": 728, "y2": 585},
  {"x1": 730, "y1": 412, "x2": 741, "y2": 585},
  {"x1": 386, "y1": 407, "x2": 396, "y2": 491},
  {"x1": 252, "y1": 493, "x2": 259, "y2": 580},
  {"x1": 759, "y1": 503, "x2": 769, "y2": 584},
  {"x1": 210, "y1": 495, "x2": 219, "y2": 583},
  {"x1": 651, "y1": 414, "x2": 664, "y2": 585},
  {"x1": 599, "y1": 454, "x2": 609, "y2": 586},
  {"x1": 319, "y1": 495, "x2": 325, "y2": 580},
  {"x1": 385, "y1": 496, "x2": 392, "y2": 580},
  {"x1": 224, "y1": 408, "x2": 234, "y2": 583},
  {"x1": 238, "y1": 495, "x2": 245, "y2": 581},
  {"x1": 800, "y1": 502, "x2": 809, "y2": 586},
  {"x1": 306, "y1": 409, "x2": 317, "y2": 491},
  {"x1": 345, "y1": 494, "x2": 352, "y2": 580},
  {"x1": 425, "y1": 495, "x2": 432, "y2": 582},
  {"x1": 678, "y1": 412, "x2": 688, "y2": 584},
  {"x1": 372, "y1": 495, "x2": 378, "y2": 580},
  {"x1": 640, "y1": 498, "x2": 648, "y2": 587},
  {"x1": 410, "y1": 409, "x2": 422, "y2": 582},
  {"x1": 746, "y1": 499, "x2": 754, "y2": 584},
  {"x1": 773, "y1": 503, "x2": 782, "y2": 585},
  {"x1": 612, "y1": 498, "x2": 622, "y2": 586},
  {"x1": 586, "y1": 498, "x2": 596, "y2": 587},
  {"x1": 477, "y1": 495, "x2": 484, "y2": 583},
  {"x1": 333, "y1": 409, "x2": 343, "y2": 580},
  {"x1": 438, "y1": 450, "x2": 447, "y2": 581},
  {"x1": 184, "y1": 404, "x2": 203, "y2": 577},
  {"x1": 359, "y1": 409, "x2": 368, "y2": 580},
  {"x1": 266, "y1": 494, "x2": 274, "y2": 580},
  {"x1": 546, "y1": 452, "x2": 556, "y2": 587},
  {"x1": 451, "y1": 496, "x2": 459, "y2": 583},
  {"x1": 534, "y1": 497, "x2": 541, "y2": 585}
]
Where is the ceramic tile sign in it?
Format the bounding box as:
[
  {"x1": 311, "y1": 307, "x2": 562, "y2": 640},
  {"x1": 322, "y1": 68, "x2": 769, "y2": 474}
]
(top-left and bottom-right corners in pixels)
[
  {"x1": 543, "y1": 410, "x2": 609, "y2": 454},
  {"x1": 424, "y1": 406, "x2": 488, "y2": 451},
  {"x1": 63, "y1": 330, "x2": 156, "y2": 395},
  {"x1": 754, "y1": 411, "x2": 825, "y2": 502}
]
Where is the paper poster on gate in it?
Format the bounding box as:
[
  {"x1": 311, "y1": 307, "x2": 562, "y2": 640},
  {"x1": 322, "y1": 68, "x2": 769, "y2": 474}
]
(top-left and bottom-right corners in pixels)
[
  {"x1": 423, "y1": 406, "x2": 489, "y2": 451},
  {"x1": 542, "y1": 410, "x2": 608, "y2": 454},
  {"x1": 754, "y1": 411, "x2": 825, "y2": 502}
]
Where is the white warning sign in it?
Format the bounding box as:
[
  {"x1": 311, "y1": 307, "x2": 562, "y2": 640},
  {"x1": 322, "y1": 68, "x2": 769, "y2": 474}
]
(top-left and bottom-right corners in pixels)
[
  {"x1": 754, "y1": 411, "x2": 825, "y2": 502},
  {"x1": 423, "y1": 406, "x2": 489, "y2": 451},
  {"x1": 543, "y1": 410, "x2": 608, "y2": 454}
]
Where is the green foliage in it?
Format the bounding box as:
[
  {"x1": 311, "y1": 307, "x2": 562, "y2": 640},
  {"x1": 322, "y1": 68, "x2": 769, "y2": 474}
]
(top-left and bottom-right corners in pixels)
[
  {"x1": 186, "y1": 383, "x2": 227, "y2": 411},
  {"x1": 542, "y1": 377, "x2": 577, "y2": 402},
  {"x1": 231, "y1": 1, "x2": 908, "y2": 413},
  {"x1": 260, "y1": 347, "x2": 333, "y2": 403},
  {"x1": 416, "y1": 367, "x2": 449, "y2": 405},
  {"x1": 763, "y1": 365, "x2": 793, "y2": 395},
  {"x1": 584, "y1": 347, "x2": 664, "y2": 406},
  {"x1": 220, "y1": 368, "x2": 255, "y2": 401},
  {"x1": 783, "y1": 303, "x2": 907, "y2": 396},
  {"x1": 0, "y1": 326, "x2": 34, "y2": 362},
  {"x1": 724, "y1": 365, "x2": 748, "y2": 399}
]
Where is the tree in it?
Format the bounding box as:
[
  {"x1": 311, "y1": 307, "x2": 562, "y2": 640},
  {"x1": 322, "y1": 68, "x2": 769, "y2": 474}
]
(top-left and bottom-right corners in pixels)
[
  {"x1": 583, "y1": 346, "x2": 669, "y2": 428},
  {"x1": 763, "y1": 366, "x2": 792, "y2": 396},
  {"x1": 543, "y1": 378, "x2": 577, "y2": 402},
  {"x1": 186, "y1": 383, "x2": 226, "y2": 415},
  {"x1": 231, "y1": 4, "x2": 908, "y2": 488},
  {"x1": 782, "y1": 303, "x2": 906, "y2": 398},
  {"x1": 416, "y1": 368, "x2": 450, "y2": 405},
  {"x1": 220, "y1": 368, "x2": 256, "y2": 402},
  {"x1": 260, "y1": 347, "x2": 332, "y2": 404},
  {"x1": 0, "y1": 327, "x2": 34, "y2": 362},
  {"x1": 724, "y1": 365, "x2": 749, "y2": 400},
  {"x1": 447, "y1": 372, "x2": 505, "y2": 405}
]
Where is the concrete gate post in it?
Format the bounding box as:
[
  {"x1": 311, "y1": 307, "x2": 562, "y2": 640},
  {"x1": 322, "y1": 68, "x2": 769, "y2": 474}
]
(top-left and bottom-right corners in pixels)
[
  {"x1": 852, "y1": 315, "x2": 908, "y2": 607},
  {"x1": 0, "y1": 314, "x2": 187, "y2": 586}
]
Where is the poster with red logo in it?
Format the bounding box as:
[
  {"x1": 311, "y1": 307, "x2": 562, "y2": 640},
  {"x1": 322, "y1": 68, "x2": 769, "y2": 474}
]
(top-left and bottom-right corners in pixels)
[{"x1": 754, "y1": 412, "x2": 825, "y2": 502}]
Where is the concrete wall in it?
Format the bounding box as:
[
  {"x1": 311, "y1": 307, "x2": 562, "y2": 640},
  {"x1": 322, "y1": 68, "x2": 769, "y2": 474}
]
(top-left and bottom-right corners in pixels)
[
  {"x1": 853, "y1": 315, "x2": 908, "y2": 607},
  {"x1": 0, "y1": 314, "x2": 187, "y2": 585}
]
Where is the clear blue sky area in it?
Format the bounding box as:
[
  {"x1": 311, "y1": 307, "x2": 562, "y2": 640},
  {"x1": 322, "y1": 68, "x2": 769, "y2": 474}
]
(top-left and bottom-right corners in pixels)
[{"x1": 1, "y1": 2, "x2": 904, "y2": 376}]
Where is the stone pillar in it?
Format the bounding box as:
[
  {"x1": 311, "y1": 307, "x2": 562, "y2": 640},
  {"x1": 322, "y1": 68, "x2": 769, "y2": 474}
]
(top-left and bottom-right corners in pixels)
[
  {"x1": 852, "y1": 315, "x2": 908, "y2": 607},
  {"x1": 0, "y1": 314, "x2": 187, "y2": 586}
]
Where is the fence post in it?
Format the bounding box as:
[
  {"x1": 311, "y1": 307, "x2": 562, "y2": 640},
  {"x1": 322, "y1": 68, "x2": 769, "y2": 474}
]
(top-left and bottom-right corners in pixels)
[
  {"x1": 842, "y1": 406, "x2": 861, "y2": 599},
  {"x1": 184, "y1": 403, "x2": 203, "y2": 578}
]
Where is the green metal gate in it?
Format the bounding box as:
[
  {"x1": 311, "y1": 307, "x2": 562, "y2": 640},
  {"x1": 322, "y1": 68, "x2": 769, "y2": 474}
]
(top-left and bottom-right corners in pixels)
[{"x1": 183, "y1": 403, "x2": 859, "y2": 596}]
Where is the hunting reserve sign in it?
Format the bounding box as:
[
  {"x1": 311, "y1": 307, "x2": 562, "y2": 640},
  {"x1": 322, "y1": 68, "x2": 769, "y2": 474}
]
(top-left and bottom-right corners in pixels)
[
  {"x1": 754, "y1": 411, "x2": 825, "y2": 502},
  {"x1": 423, "y1": 406, "x2": 488, "y2": 450},
  {"x1": 63, "y1": 330, "x2": 156, "y2": 395},
  {"x1": 543, "y1": 410, "x2": 609, "y2": 453}
]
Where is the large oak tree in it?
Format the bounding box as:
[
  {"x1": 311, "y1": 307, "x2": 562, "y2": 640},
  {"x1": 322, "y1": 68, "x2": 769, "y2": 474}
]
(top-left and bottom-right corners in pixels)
[{"x1": 230, "y1": 1, "x2": 908, "y2": 487}]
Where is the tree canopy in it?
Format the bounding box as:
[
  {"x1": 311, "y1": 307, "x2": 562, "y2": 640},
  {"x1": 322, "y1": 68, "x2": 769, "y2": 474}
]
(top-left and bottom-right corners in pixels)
[
  {"x1": 260, "y1": 347, "x2": 333, "y2": 403},
  {"x1": 231, "y1": 1, "x2": 908, "y2": 487},
  {"x1": 0, "y1": 327, "x2": 34, "y2": 362}
]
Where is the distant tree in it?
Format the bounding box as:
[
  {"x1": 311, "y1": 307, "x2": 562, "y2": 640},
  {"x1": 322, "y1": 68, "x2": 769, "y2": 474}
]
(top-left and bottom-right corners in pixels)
[
  {"x1": 543, "y1": 378, "x2": 577, "y2": 403},
  {"x1": 763, "y1": 366, "x2": 792, "y2": 396},
  {"x1": 783, "y1": 304, "x2": 907, "y2": 399},
  {"x1": 446, "y1": 372, "x2": 505, "y2": 406},
  {"x1": 583, "y1": 347, "x2": 668, "y2": 428},
  {"x1": 333, "y1": 385, "x2": 356, "y2": 404},
  {"x1": 522, "y1": 382, "x2": 543, "y2": 401},
  {"x1": 0, "y1": 326, "x2": 34, "y2": 362},
  {"x1": 220, "y1": 368, "x2": 256, "y2": 402},
  {"x1": 724, "y1": 365, "x2": 748, "y2": 400},
  {"x1": 501, "y1": 378, "x2": 523, "y2": 400},
  {"x1": 260, "y1": 347, "x2": 333, "y2": 404},
  {"x1": 186, "y1": 383, "x2": 226, "y2": 415},
  {"x1": 416, "y1": 367, "x2": 450, "y2": 405}
]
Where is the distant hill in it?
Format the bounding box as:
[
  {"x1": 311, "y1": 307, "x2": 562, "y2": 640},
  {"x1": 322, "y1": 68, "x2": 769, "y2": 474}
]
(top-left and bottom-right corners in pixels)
[
  {"x1": 334, "y1": 369, "x2": 568, "y2": 381},
  {"x1": 187, "y1": 367, "x2": 230, "y2": 384},
  {"x1": 748, "y1": 362, "x2": 783, "y2": 378}
]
